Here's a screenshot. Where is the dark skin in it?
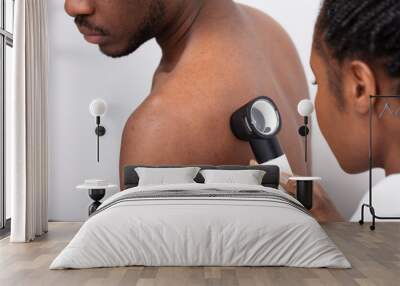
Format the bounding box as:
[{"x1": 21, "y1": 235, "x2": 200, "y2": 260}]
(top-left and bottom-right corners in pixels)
[
  {"x1": 64, "y1": 0, "x2": 309, "y2": 188},
  {"x1": 306, "y1": 38, "x2": 400, "y2": 221},
  {"x1": 311, "y1": 44, "x2": 400, "y2": 175},
  {"x1": 281, "y1": 173, "x2": 342, "y2": 223},
  {"x1": 250, "y1": 160, "x2": 342, "y2": 222}
]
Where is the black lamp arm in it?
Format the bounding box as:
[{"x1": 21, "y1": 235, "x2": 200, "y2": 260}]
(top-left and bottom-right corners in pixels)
[
  {"x1": 298, "y1": 116, "x2": 310, "y2": 165},
  {"x1": 97, "y1": 116, "x2": 100, "y2": 162}
]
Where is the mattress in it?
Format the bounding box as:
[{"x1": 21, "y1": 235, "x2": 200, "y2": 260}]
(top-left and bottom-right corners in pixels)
[{"x1": 50, "y1": 183, "x2": 350, "y2": 269}]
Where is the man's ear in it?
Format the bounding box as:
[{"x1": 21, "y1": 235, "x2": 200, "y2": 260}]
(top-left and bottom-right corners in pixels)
[{"x1": 347, "y1": 61, "x2": 377, "y2": 114}]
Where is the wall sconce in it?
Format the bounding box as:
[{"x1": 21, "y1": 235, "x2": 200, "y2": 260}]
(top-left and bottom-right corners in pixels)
[
  {"x1": 89, "y1": 99, "x2": 107, "y2": 162},
  {"x1": 289, "y1": 99, "x2": 319, "y2": 210},
  {"x1": 297, "y1": 99, "x2": 314, "y2": 165}
]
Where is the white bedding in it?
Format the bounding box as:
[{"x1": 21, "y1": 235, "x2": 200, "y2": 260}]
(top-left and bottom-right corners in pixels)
[{"x1": 50, "y1": 183, "x2": 350, "y2": 269}]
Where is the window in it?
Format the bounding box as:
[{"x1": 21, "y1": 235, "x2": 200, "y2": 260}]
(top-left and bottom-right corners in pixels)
[{"x1": 0, "y1": 0, "x2": 14, "y2": 232}]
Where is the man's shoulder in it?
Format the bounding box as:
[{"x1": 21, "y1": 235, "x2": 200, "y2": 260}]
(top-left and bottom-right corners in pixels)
[
  {"x1": 182, "y1": 3, "x2": 297, "y2": 74},
  {"x1": 237, "y1": 4, "x2": 274, "y2": 22},
  {"x1": 237, "y1": 4, "x2": 290, "y2": 35},
  {"x1": 128, "y1": 93, "x2": 206, "y2": 129}
]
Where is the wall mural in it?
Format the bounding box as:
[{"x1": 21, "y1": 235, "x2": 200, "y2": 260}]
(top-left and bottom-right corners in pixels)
[{"x1": 55, "y1": 0, "x2": 400, "y2": 224}]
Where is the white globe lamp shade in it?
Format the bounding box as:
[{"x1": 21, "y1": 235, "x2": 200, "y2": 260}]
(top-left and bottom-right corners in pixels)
[
  {"x1": 297, "y1": 99, "x2": 314, "y2": 117},
  {"x1": 89, "y1": 99, "x2": 107, "y2": 117}
]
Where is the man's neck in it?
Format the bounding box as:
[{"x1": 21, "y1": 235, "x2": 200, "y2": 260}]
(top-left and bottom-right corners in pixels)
[{"x1": 155, "y1": 0, "x2": 237, "y2": 69}]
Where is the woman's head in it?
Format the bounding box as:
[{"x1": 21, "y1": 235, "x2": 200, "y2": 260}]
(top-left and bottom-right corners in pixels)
[{"x1": 312, "y1": 0, "x2": 400, "y2": 174}]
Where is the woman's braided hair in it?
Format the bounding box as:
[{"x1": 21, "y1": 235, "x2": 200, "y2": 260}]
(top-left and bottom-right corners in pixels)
[{"x1": 315, "y1": 0, "x2": 400, "y2": 80}]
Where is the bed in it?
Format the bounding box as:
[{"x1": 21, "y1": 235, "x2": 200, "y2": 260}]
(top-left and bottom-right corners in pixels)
[{"x1": 50, "y1": 165, "x2": 350, "y2": 269}]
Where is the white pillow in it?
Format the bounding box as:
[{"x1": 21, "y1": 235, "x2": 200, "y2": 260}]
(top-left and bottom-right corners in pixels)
[
  {"x1": 135, "y1": 167, "x2": 201, "y2": 186},
  {"x1": 200, "y1": 169, "x2": 266, "y2": 185}
]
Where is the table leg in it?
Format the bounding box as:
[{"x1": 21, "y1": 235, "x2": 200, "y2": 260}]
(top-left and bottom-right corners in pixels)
[{"x1": 88, "y1": 189, "x2": 106, "y2": 216}]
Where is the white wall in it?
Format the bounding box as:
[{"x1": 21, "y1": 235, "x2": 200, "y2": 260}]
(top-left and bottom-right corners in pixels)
[
  {"x1": 48, "y1": 0, "x2": 382, "y2": 221},
  {"x1": 48, "y1": 1, "x2": 161, "y2": 221}
]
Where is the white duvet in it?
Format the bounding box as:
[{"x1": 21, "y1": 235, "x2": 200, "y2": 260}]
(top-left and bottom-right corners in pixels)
[{"x1": 50, "y1": 183, "x2": 350, "y2": 269}]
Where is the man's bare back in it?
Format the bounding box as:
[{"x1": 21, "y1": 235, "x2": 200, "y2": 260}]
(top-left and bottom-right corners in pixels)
[
  {"x1": 64, "y1": 0, "x2": 308, "y2": 187},
  {"x1": 120, "y1": 3, "x2": 308, "y2": 184}
]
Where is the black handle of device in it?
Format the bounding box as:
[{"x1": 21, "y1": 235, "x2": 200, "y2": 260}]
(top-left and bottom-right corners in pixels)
[{"x1": 250, "y1": 138, "x2": 284, "y2": 164}]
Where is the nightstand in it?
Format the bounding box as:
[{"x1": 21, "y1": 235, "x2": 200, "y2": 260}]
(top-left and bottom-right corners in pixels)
[
  {"x1": 77, "y1": 180, "x2": 118, "y2": 216},
  {"x1": 289, "y1": 177, "x2": 321, "y2": 210}
]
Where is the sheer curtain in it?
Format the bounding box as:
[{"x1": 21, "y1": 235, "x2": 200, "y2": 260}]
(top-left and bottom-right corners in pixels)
[{"x1": 9, "y1": 0, "x2": 48, "y2": 242}]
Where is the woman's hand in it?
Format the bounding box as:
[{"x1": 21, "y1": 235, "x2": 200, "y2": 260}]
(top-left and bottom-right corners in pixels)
[
  {"x1": 249, "y1": 160, "x2": 342, "y2": 222},
  {"x1": 280, "y1": 172, "x2": 343, "y2": 222}
]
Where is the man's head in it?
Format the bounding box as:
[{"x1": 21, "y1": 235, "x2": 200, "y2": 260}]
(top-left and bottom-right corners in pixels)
[
  {"x1": 64, "y1": 0, "x2": 167, "y2": 58},
  {"x1": 311, "y1": 0, "x2": 400, "y2": 174}
]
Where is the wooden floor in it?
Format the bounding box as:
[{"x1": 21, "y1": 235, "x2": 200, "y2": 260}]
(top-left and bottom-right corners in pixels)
[{"x1": 0, "y1": 222, "x2": 399, "y2": 286}]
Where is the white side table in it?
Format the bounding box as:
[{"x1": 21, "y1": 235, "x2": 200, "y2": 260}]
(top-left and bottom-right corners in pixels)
[{"x1": 77, "y1": 181, "x2": 118, "y2": 215}]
